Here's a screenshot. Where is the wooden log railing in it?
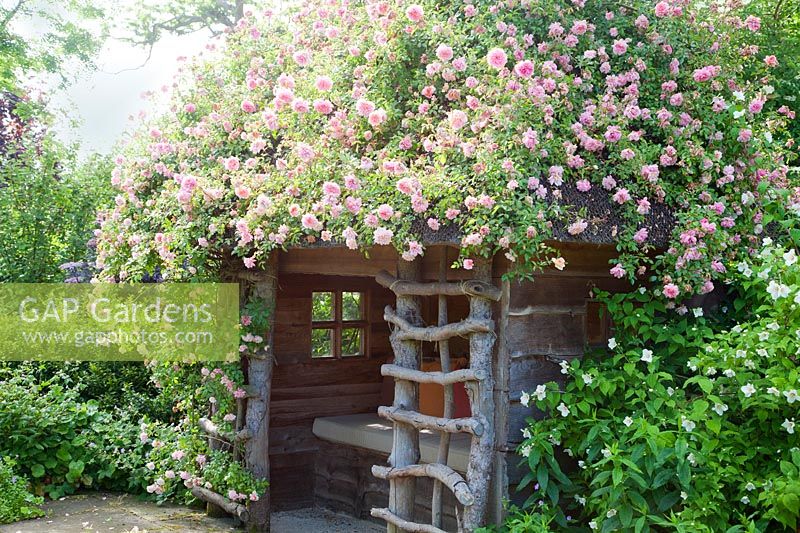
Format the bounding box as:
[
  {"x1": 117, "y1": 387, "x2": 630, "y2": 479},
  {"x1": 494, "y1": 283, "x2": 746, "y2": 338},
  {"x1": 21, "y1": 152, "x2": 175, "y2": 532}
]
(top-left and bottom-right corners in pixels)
[
  {"x1": 372, "y1": 252, "x2": 498, "y2": 533},
  {"x1": 199, "y1": 417, "x2": 252, "y2": 445},
  {"x1": 191, "y1": 486, "x2": 250, "y2": 522}
]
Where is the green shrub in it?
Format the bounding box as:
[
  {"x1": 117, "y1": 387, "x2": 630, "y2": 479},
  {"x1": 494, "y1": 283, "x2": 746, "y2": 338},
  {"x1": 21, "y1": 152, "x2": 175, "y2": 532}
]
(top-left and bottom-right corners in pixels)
[
  {"x1": 510, "y1": 239, "x2": 800, "y2": 532},
  {"x1": 0, "y1": 457, "x2": 43, "y2": 524},
  {"x1": 0, "y1": 369, "x2": 144, "y2": 498}
]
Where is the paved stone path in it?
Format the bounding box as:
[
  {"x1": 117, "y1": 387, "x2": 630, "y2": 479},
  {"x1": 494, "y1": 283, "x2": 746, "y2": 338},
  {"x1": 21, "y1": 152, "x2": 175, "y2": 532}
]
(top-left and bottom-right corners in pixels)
[{"x1": 0, "y1": 493, "x2": 382, "y2": 533}]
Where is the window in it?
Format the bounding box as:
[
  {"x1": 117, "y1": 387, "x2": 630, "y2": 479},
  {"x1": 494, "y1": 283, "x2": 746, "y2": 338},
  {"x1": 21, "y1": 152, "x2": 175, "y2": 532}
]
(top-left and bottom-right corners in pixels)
[{"x1": 311, "y1": 291, "x2": 368, "y2": 359}]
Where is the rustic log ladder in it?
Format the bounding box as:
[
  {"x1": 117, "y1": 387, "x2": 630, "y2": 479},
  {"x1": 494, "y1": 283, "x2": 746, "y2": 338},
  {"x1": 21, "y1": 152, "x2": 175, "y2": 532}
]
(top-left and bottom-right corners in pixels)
[{"x1": 371, "y1": 256, "x2": 500, "y2": 533}]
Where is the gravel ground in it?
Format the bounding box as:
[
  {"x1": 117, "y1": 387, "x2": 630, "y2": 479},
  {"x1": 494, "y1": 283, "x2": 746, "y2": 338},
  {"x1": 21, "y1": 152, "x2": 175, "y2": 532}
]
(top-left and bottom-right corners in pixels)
[{"x1": 0, "y1": 493, "x2": 382, "y2": 533}]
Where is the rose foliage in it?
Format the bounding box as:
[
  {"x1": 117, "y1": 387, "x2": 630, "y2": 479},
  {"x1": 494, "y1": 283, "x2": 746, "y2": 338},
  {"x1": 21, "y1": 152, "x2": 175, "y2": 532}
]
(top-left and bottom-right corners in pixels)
[{"x1": 96, "y1": 0, "x2": 797, "y2": 301}]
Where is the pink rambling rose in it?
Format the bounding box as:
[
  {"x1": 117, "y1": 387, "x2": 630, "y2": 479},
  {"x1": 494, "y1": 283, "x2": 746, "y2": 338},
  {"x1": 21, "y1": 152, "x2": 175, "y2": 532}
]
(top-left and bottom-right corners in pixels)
[
  {"x1": 612, "y1": 188, "x2": 631, "y2": 204},
  {"x1": 610, "y1": 264, "x2": 626, "y2": 278},
  {"x1": 315, "y1": 76, "x2": 333, "y2": 91},
  {"x1": 373, "y1": 227, "x2": 393, "y2": 245},
  {"x1": 448, "y1": 109, "x2": 468, "y2": 129},
  {"x1": 486, "y1": 48, "x2": 508, "y2": 69},
  {"x1": 576, "y1": 179, "x2": 592, "y2": 192},
  {"x1": 633, "y1": 228, "x2": 649, "y2": 244},
  {"x1": 356, "y1": 98, "x2": 375, "y2": 117},
  {"x1": 463, "y1": 259, "x2": 474, "y2": 270},
  {"x1": 376, "y1": 204, "x2": 394, "y2": 220},
  {"x1": 368, "y1": 109, "x2": 387, "y2": 127},
  {"x1": 654, "y1": 1, "x2": 670, "y2": 17},
  {"x1": 436, "y1": 43, "x2": 453, "y2": 62},
  {"x1": 663, "y1": 283, "x2": 680, "y2": 299},
  {"x1": 571, "y1": 20, "x2": 588, "y2": 35},
  {"x1": 764, "y1": 55, "x2": 778, "y2": 67},
  {"x1": 745, "y1": 15, "x2": 761, "y2": 32},
  {"x1": 514, "y1": 60, "x2": 534, "y2": 78},
  {"x1": 612, "y1": 39, "x2": 628, "y2": 55},
  {"x1": 313, "y1": 99, "x2": 333, "y2": 114},
  {"x1": 241, "y1": 100, "x2": 257, "y2": 113},
  {"x1": 405, "y1": 4, "x2": 424, "y2": 22}
]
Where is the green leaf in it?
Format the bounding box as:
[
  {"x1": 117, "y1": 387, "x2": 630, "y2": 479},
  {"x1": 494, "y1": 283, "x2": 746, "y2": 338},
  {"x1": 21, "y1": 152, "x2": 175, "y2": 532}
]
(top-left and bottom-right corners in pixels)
[{"x1": 31, "y1": 464, "x2": 45, "y2": 478}]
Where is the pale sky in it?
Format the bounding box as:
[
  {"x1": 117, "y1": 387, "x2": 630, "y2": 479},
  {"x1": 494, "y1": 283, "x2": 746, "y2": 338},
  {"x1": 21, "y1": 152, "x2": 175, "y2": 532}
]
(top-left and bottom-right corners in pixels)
[{"x1": 52, "y1": 31, "x2": 211, "y2": 158}]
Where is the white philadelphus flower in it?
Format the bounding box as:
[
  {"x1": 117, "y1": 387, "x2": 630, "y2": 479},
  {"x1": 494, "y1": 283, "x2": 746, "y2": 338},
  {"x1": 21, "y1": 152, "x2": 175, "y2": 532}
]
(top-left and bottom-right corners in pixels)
[
  {"x1": 724, "y1": 369, "x2": 736, "y2": 378},
  {"x1": 559, "y1": 360, "x2": 570, "y2": 375},
  {"x1": 784, "y1": 249, "x2": 798, "y2": 266},
  {"x1": 608, "y1": 337, "x2": 617, "y2": 349},
  {"x1": 741, "y1": 496, "x2": 750, "y2": 505},
  {"x1": 782, "y1": 419, "x2": 796, "y2": 434},
  {"x1": 681, "y1": 417, "x2": 696, "y2": 432},
  {"x1": 557, "y1": 402, "x2": 570, "y2": 417},
  {"x1": 606, "y1": 509, "x2": 617, "y2": 518},
  {"x1": 745, "y1": 482, "x2": 756, "y2": 491},
  {"x1": 741, "y1": 383, "x2": 756, "y2": 398},
  {"x1": 623, "y1": 416, "x2": 633, "y2": 427},
  {"x1": 520, "y1": 391, "x2": 530, "y2": 407},
  {"x1": 795, "y1": 291, "x2": 800, "y2": 305},
  {"x1": 744, "y1": 359, "x2": 756, "y2": 369},
  {"x1": 582, "y1": 373, "x2": 593, "y2": 385},
  {"x1": 735, "y1": 349, "x2": 747, "y2": 359},
  {"x1": 768, "y1": 387, "x2": 781, "y2": 396},
  {"x1": 767, "y1": 280, "x2": 790, "y2": 300},
  {"x1": 601, "y1": 448, "x2": 612, "y2": 458},
  {"x1": 589, "y1": 520, "x2": 598, "y2": 530},
  {"x1": 712, "y1": 403, "x2": 728, "y2": 416},
  {"x1": 757, "y1": 348, "x2": 769, "y2": 358},
  {"x1": 767, "y1": 322, "x2": 780, "y2": 331},
  {"x1": 534, "y1": 384, "x2": 547, "y2": 401},
  {"x1": 784, "y1": 389, "x2": 798, "y2": 404},
  {"x1": 692, "y1": 307, "x2": 704, "y2": 318},
  {"x1": 641, "y1": 349, "x2": 653, "y2": 363}
]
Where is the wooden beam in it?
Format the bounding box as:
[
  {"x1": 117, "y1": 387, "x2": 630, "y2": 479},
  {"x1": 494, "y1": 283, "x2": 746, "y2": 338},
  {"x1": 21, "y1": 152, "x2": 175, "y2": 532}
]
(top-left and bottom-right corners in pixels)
[
  {"x1": 378, "y1": 406, "x2": 483, "y2": 437},
  {"x1": 371, "y1": 508, "x2": 447, "y2": 533},
  {"x1": 191, "y1": 486, "x2": 250, "y2": 522},
  {"x1": 384, "y1": 306, "x2": 493, "y2": 342},
  {"x1": 375, "y1": 270, "x2": 502, "y2": 301},
  {"x1": 372, "y1": 464, "x2": 474, "y2": 506},
  {"x1": 386, "y1": 258, "x2": 422, "y2": 533},
  {"x1": 492, "y1": 280, "x2": 511, "y2": 526},
  {"x1": 244, "y1": 253, "x2": 278, "y2": 533},
  {"x1": 462, "y1": 257, "x2": 497, "y2": 531},
  {"x1": 381, "y1": 364, "x2": 485, "y2": 385}
]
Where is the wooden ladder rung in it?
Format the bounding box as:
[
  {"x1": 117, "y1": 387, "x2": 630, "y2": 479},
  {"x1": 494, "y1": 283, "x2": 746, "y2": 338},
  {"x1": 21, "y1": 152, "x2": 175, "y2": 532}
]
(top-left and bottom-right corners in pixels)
[
  {"x1": 378, "y1": 406, "x2": 483, "y2": 436},
  {"x1": 370, "y1": 508, "x2": 447, "y2": 533},
  {"x1": 384, "y1": 306, "x2": 493, "y2": 342},
  {"x1": 381, "y1": 364, "x2": 485, "y2": 385},
  {"x1": 372, "y1": 463, "x2": 474, "y2": 505}
]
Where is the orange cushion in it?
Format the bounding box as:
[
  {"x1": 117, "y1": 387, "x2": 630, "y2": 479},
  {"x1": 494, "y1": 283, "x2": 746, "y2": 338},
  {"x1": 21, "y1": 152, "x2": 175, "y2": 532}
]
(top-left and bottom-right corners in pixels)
[{"x1": 419, "y1": 358, "x2": 471, "y2": 418}]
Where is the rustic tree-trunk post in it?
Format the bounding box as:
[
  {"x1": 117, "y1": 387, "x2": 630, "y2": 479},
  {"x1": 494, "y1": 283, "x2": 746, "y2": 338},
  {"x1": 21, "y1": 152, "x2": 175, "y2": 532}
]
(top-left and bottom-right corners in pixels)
[
  {"x1": 463, "y1": 257, "x2": 496, "y2": 531},
  {"x1": 387, "y1": 258, "x2": 422, "y2": 533},
  {"x1": 432, "y1": 248, "x2": 453, "y2": 529},
  {"x1": 244, "y1": 253, "x2": 278, "y2": 533}
]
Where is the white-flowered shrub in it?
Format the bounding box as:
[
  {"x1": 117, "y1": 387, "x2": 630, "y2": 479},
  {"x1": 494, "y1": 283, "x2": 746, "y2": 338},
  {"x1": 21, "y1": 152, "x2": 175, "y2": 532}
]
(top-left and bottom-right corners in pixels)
[{"x1": 513, "y1": 239, "x2": 800, "y2": 532}]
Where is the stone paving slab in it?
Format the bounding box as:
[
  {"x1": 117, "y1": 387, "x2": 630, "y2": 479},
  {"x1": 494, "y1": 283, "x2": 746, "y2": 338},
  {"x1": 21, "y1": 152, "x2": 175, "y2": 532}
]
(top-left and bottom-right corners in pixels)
[{"x1": 0, "y1": 493, "x2": 383, "y2": 533}]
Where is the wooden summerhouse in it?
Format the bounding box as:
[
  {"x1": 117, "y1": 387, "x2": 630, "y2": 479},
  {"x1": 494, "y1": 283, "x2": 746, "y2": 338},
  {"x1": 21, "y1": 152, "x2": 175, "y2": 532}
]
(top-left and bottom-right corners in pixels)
[{"x1": 209, "y1": 235, "x2": 632, "y2": 533}]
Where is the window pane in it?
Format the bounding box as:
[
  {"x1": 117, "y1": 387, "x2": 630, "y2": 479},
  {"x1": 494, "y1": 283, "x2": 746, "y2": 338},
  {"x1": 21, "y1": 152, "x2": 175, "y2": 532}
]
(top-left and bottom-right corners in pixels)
[
  {"x1": 312, "y1": 292, "x2": 334, "y2": 321},
  {"x1": 311, "y1": 328, "x2": 334, "y2": 358},
  {"x1": 341, "y1": 328, "x2": 363, "y2": 357},
  {"x1": 342, "y1": 292, "x2": 363, "y2": 321}
]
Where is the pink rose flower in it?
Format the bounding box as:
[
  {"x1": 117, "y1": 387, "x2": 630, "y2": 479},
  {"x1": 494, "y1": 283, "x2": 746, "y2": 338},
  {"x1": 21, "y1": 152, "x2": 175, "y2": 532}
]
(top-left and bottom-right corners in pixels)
[
  {"x1": 448, "y1": 109, "x2": 468, "y2": 129},
  {"x1": 315, "y1": 76, "x2": 333, "y2": 91},
  {"x1": 486, "y1": 48, "x2": 508, "y2": 69},
  {"x1": 436, "y1": 44, "x2": 453, "y2": 62},
  {"x1": 241, "y1": 100, "x2": 257, "y2": 113},
  {"x1": 514, "y1": 60, "x2": 534, "y2": 78},
  {"x1": 405, "y1": 4, "x2": 424, "y2": 22},
  {"x1": 663, "y1": 283, "x2": 680, "y2": 299},
  {"x1": 373, "y1": 227, "x2": 393, "y2": 245},
  {"x1": 463, "y1": 259, "x2": 474, "y2": 270},
  {"x1": 610, "y1": 264, "x2": 626, "y2": 278}
]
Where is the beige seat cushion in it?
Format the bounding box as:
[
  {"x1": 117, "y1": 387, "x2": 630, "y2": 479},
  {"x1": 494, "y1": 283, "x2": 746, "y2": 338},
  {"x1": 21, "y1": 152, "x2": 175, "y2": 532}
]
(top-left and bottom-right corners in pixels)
[{"x1": 312, "y1": 413, "x2": 471, "y2": 473}]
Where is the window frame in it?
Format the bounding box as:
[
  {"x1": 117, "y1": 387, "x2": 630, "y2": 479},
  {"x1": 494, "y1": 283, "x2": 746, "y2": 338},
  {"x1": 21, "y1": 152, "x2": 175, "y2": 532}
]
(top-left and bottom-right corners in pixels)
[{"x1": 311, "y1": 290, "x2": 370, "y2": 360}]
